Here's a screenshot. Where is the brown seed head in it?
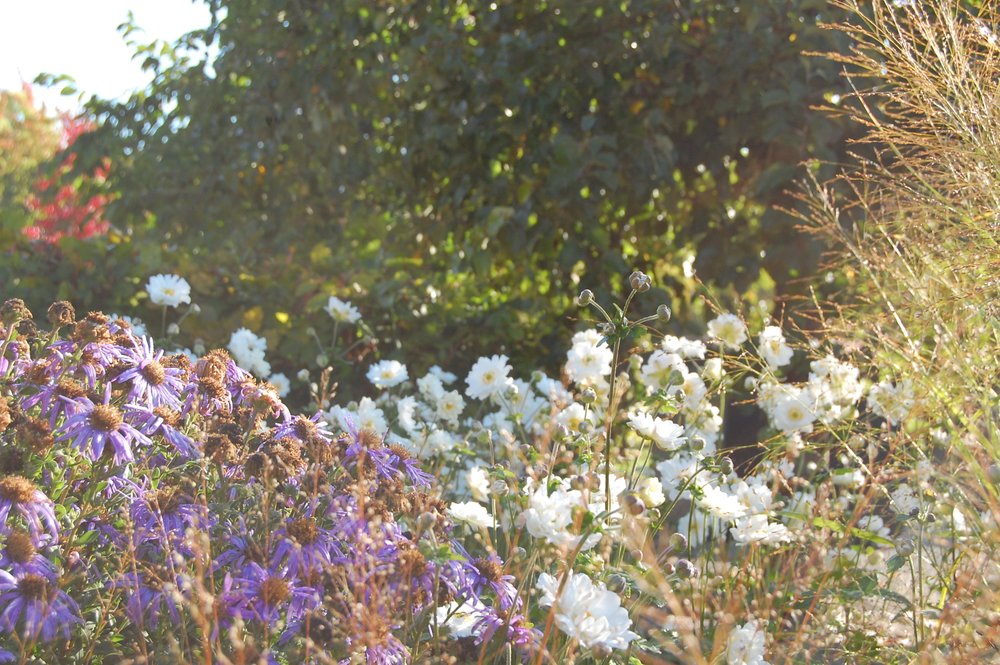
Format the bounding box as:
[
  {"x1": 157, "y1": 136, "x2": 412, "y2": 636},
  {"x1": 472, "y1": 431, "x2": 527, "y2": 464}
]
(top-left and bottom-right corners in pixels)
[
  {"x1": 357, "y1": 428, "x2": 383, "y2": 450},
  {"x1": 17, "y1": 573, "x2": 49, "y2": 601},
  {"x1": 0, "y1": 399, "x2": 10, "y2": 433},
  {"x1": 0, "y1": 299, "x2": 32, "y2": 326},
  {"x1": 286, "y1": 517, "x2": 319, "y2": 545},
  {"x1": 152, "y1": 407, "x2": 182, "y2": 428},
  {"x1": 260, "y1": 576, "x2": 290, "y2": 606},
  {"x1": 5, "y1": 530, "x2": 36, "y2": 563},
  {"x1": 0, "y1": 476, "x2": 38, "y2": 504},
  {"x1": 46, "y1": 301, "x2": 76, "y2": 328},
  {"x1": 89, "y1": 404, "x2": 123, "y2": 432},
  {"x1": 474, "y1": 557, "x2": 504, "y2": 583},
  {"x1": 16, "y1": 418, "x2": 53, "y2": 453},
  {"x1": 150, "y1": 487, "x2": 183, "y2": 514},
  {"x1": 56, "y1": 379, "x2": 86, "y2": 399}
]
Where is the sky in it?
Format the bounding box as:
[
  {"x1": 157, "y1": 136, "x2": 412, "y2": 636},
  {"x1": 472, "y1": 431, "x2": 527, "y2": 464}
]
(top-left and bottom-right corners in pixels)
[{"x1": 0, "y1": 1, "x2": 213, "y2": 113}]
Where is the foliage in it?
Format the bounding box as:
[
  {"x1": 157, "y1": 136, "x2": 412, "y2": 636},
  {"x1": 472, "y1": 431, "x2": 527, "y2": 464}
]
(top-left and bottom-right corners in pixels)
[{"x1": 63, "y1": 0, "x2": 859, "y2": 391}]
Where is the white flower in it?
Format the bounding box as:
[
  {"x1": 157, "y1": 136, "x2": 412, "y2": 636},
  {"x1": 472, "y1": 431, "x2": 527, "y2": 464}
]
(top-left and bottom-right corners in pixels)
[
  {"x1": 661, "y1": 334, "x2": 707, "y2": 359},
  {"x1": 766, "y1": 386, "x2": 816, "y2": 435},
  {"x1": 672, "y1": 371, "x2": 708, "y2": 410},
  {"x1": 703, "y1": 357, "x2": 724, "y2": 382},
  {"x1": 324, "y1": 296, "x2": 361, "y2": 323},
  {"x1": 759, "y1": 326, "x2": 793, "y2": 369},
  {"x1": 730, "y1": 514, "x2": 791, "y2": 546},
  {"x1": 727, "y1": 620, "x2": 770, "y2": 665},
  {"x1": 890, "y1": 484, "x2": 920, "y2": 515},
  {"x1": 707, "y1": 313, "x2": 748, "y2": 350},
  {"x1": 536, "y1": 570, "x2": 637, "y2": 651},
  {"x1": 636, "y1": 476, "x2": 666, "y2": 508},
  {"x1": 657, "y1": 454, "x2": 700, "y2": 500},
  {"x1": 425, "y1": 428, "x2": 459, "y2": 454},
  {"x1": 467, "y1": 466, "x2": 491, "y2": 502},
  {"x1": 867, "y1": 379, "x2": 914, "y2": 426},
  {"x1": 640, "y1": 350, "x2": 684, "y2": 390},
  {"x1": 110, "y1": 314, "x2": 147, "y2": 338},
  {"x1": 448, "y1": 501, "x2": 492, "y2": 529},
  {"x1": 465, "y1": 355, "x2": 512, "y2": 401},
  {"x1": 565, "y1": 330, "x2": 613, "y2": 383},
  {"x1": 146, "y1": 274, "x2": 191, "y2": 308},
  {"x1": 267, "y1": 373, "x2": 290, "y2": 398},
  {"x1": 435, "y1": 390, "x2": 465, "y2": 424},
  {"x1": 519, "y1": 481, "x2": 600, "y2": 550},
  {"x1": 327, "y1": 397, "x2": 386, "y2": 435},
  {"x1": 367, "y1": 359, "x2": 409, "y2": 389},
  {"x1": 228, "y1": 328, "x2": 271, "y2": 378},
  {"x1": 628, "y1": 411, "x2": 686, "y2": 451},
  {"x1": 435, "y1": 597, "x2": 488, "y2": 639},
  {"x1": 697, "y1": 484, "x2": 748, "y2": 520}
]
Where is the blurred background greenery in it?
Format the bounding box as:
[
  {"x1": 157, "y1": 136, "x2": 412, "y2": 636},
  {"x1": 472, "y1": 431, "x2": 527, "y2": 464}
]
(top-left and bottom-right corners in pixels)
[{"x1": 1, "y1": 0, "x2": 860, "y2": 401}]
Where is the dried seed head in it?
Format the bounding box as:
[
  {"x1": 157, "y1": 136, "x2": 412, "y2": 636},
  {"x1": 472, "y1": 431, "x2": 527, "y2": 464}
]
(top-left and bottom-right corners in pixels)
[
  {"x1": 0, "y1": 476, "x2": 38, "y2": 504},
  {"x1": 286, "y1": 518, "x2": 319, "y2": 546},
  {"x1": 0, "y1": 299, "x2": 32, "y2": 326},
  {"x1": 46, "y1": 301, "x2": 76, "y2": 328},
  {"x1": 5, "y1": 530, "x2": 36, "y2": 563}
]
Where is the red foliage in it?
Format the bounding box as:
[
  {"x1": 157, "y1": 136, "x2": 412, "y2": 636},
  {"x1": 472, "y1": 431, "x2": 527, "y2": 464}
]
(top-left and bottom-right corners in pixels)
[{"x1": 24, "y1": 112, "x2": 111, "y2": 243}]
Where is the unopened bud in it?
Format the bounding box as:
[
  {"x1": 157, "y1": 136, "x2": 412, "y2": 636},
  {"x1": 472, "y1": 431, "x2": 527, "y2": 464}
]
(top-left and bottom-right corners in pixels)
[
  {"x1": 622, "y1": 492, "x2": 646, "y2": 516},
  {"x1": 718, "y1": 457, "x2": 735, "y2": 476},
  {"x1": 580, "y1": 388, "x2": 597, "y2": 405},
  {"x1": 895, "y1": 537, "x2": 915, "y2": 557},
  {"x1": 606, "y1": 573, "x2": 628, "y2": 593},
  {"x1": 167, "y1": 322, "x2": 180, "y2": 336},
  {"x1": 188, "y1": 303, "x2": 201, "y2": 315},
  {"x1": 676, "y1": 558, "x2": 699, "y2": 579},
  {"x1": 297, "y1": 369, "x2": 311, "y2": 382},
  {"x1": 656, "y1": 304, "x2": 671, "y2": 321},
  {"x1": 669, "y1": 532, "x2": 688, "y2": 551},
  {"x1": 315, "y1": 353, "x2": 330, "y2": 368},
  {"x1": 689, "y1": 437, "x2": 706, "y2": 452},
  {"x1": 416, "y1": 512, "x2": 437, "y2": 532},
  {"x1": 577, "y1": 289, "x2": 595, "y2": 307},
  {"x1": 628, "y1": 270, "x2": 651, "y2": 293}
]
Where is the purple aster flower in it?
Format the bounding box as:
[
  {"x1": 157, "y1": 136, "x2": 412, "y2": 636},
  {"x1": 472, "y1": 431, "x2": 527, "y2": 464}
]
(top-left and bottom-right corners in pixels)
[
  {"x1": 114, "y1": 336, "x2": 186, "y2": 408},
  {"x1": 0, "y1": 530, "x2": 58, "y2": 582},
  {"x1": 471, "y1": 603, "x2": 538, "y2": 651},
  {"x1": 130, "y1": 485, "x2": 210, "y2": 552},
  {"x1": 117, "y1": 568, "x2": 182, "y2": 630},
  {"x1": 0, "y1": 570, "x2": 80, "y2": 642},
  {"x1": 129, "y1": 406, "x2": 199, "y2": 459},
  {"x1": 272, "y1": 516, "x2": 336, "y2": 577},
  {"x1": 0, "y1": 476, "x2": 59, "y2": 540},
  {"x1": 58, "y1": 386, "x2": 152, "y2": 464},
  {"x1": 234, "y1": 562, "x2": 319, "y2": 626}
]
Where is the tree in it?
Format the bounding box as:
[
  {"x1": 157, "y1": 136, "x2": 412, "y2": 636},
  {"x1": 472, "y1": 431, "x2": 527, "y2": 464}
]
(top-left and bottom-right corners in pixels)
[{"x1": 75, "y1": 0, "x2": 858, "y2": 383}]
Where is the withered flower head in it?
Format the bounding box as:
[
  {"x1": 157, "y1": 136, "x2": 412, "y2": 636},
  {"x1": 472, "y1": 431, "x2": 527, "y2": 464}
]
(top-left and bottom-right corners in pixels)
[
  {"x1": 46, "y1": 301, "x2": 76, "y2": 328},
  {"x1": 0, "y1": 299, "x2": 32, "y2": 326}
]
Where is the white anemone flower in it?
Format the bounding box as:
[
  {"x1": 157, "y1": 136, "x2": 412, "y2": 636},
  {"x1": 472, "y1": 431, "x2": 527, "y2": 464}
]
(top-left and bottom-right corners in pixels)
[
  {"x1": 146, "y1": 274, "x2": 191, "y2": 308},
  {"x1": 464, "y1": 355, "x2": 512, "y2": 401},
  {"x1": 367, "y1": 359, "x2": 409, "y2": 389},
  {"x1": 707, "y1": 313, "x2": 748, "y2": 350},
  {"x1": 324, "y1": 296, "x2": 361, "y2": 323},
  {"x1": 536, "y1": 570, "x2": 638, "y2": 651}
]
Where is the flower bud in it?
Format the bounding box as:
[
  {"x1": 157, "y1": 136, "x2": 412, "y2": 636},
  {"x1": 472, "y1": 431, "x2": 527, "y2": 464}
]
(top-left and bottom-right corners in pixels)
[
  {"x1": 676, "y1": 558, "x2": 699, "y2": 579},
  {"x1": 718, "y1": 457, "x2": 735, "y2": 476},
  {"x1": 416, "y1": 512, "x2": 437, "y2": 532},
  {"x1": 895, "y1": 537, "x2": 915, "y2": 557},
  {"x1": 688, "y1": 436, "x2": 706, "y2": 452},
  {"x1": 669, "y1": 532, "x2": 688, "y2": 551},
  {"x1": 297, "y1": 369, "x2": 311, "y2": 382},
  {"x1": 656, "y1": 304, "x2": 672, "y2": 321},
  {"x1": 188, "y1": 303, "x2": 202, "y2": 315},
  {"x1": 621, "y1": 492, "x2": 646, "y2": 516},
  {"x1": 315, "y1": 353, "x2": 330, "y2": 368},
  {"x1": 576, "y1": 289, "x2": 595, "y2": 307},
  {"x1": 167, "y1": 323, "x2": 180, "y2": 336},
  {"x1": 628, "y1": 270, "x2": 651, "y2": 293},
  {"x1": 606, "y1": 573, "x2": 628, "y2": 593},
  {"x1": 580, "y1": 388, "x2": 597, "y2": 405}
]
